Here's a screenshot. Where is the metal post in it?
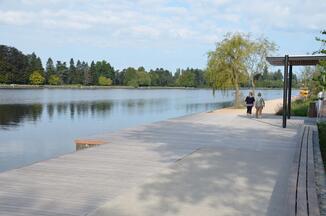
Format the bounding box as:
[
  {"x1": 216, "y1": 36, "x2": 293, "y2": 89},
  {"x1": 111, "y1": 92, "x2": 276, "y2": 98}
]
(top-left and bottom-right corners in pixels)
[
  {"x1": 283, "y1": 55, "x2": 289, "y2": 128},
  {"x1": 288, "y1": 65, "x2": 293, "y2": 119}
]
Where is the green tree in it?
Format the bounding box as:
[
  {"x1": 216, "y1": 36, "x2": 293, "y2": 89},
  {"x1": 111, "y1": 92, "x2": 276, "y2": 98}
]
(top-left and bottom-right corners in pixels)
[
  {"x1": 95, "y1": 60, "x2": 115, "y2": 83},
  {"x1": 315, "y1": 30, "x2": 326, "y2": 55},
  {"x1": 27, "y1": 53, "x2": 44, "y2": 74},
  {"x1": 69, "y1": 58, "x2": 77, "y2": 84},
  {"x1": 262, "y1": 65, "x2": 269, "y2": 80},
  {"x1": 81, "y1": 61, "x2": 90, "y2": 85},
  {"x1": 179, "y1": 68, "x2": 206, "y2": 87},
  {"x1": 56, "y1": 61, "x2": 69, "y2": 84},
  {"x1": 206, "y1": 33, "x2": 252, "y2": 107},
  {"x1": 45, "y1": 58, "x2": 55, "y2": 83},
  {"x1": 89, "y1": 61, "x2": 97, "y2": 85},
  {"x1": 75, "y1": 60, "x2": 84, "y2": 84},
  {"x1": 0, "y1": 45, "x2": 29, "y2": 84},
  {"x1": 173, "y1": 69, "x2": 181, "y2": 85},
  {"x1": 314, "y1": 30, "x2": 326, "y2": 91},
  {"x1": 149, "y1": 68, "x2": 173, "y2": 86},
  {"x1": 272, "y1": 69, "x2": 283, "y2": 81},
  {"x1": 98, "y1": 75, "x2": 112, "y2": 86},
  {"x1": 48, "y1": 74, "x2": 61, "y2": 85},
  {"x1": 301, "y1": 66, "x2": 315, "y2": 89},
  {"x1": 115, "y1": 70, "x2": 124, "y2": 85},
  {"x1": 177, "y1": 70, "x2": 196, "y2": 87},
  {"x1": 29, "y1": 70, "x2": 45, "y2": 85},
  {"x1": 136, "y1": 67, "x2": 151, "y2": 86},
  {"x1": 246, "y1": 36, "x2": 277, "y2": 95},
  {"x1": 123, "y1": 67, "x2": 138, "y2": 86}
]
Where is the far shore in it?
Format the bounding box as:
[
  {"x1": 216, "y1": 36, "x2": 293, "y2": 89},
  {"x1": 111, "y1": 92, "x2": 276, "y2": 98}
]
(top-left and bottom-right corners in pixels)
[
  {"x1": 0, "y1": 84, "x2": 196, "y2": 90},
  {"x1": 0, "y1": 84, "x2": 291, "y2": 90}
]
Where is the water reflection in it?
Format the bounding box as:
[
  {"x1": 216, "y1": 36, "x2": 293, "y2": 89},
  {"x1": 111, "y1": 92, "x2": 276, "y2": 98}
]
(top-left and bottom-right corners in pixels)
[
  {"x1": 0, "y1": 98, "x2": 174, "y2": 127},
  {"x1": 0, "y1": 99, "x2": 232, "y2": 130},
  {"x1": 184, "y1": 101, "x2": 232, "y2": 112},
  {"x1": 0, "y1": 101, "x2": 115, "y2": 128},
  {"x1": 0, "y1": 104, "x2": 43, "y2": 129}
]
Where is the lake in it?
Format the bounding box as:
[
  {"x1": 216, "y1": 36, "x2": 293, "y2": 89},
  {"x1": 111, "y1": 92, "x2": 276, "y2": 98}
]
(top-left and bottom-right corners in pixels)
[{"x1": 0, "y1": 88, "x2": 292, "y2": 172}]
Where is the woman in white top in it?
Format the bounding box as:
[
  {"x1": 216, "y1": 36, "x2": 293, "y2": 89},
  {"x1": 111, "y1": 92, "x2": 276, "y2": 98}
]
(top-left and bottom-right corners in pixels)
[{"x1": 255, "y1": 92, "x2": 265, "y2": 118}]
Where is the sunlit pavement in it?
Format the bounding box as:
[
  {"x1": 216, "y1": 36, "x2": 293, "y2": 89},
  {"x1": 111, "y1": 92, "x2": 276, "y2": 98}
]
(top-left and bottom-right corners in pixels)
[{"x1": 88, "y1": 99, "x2": 303, "y2": 216}]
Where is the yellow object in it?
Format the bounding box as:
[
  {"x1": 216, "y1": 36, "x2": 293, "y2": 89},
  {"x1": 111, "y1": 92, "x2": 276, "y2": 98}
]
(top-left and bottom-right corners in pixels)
[{"x1": 299, "y1": 88, "x2": 309, "y2": 97}]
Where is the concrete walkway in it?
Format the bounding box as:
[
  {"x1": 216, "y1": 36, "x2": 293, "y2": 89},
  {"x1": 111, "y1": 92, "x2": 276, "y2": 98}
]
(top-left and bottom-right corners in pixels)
[
  {"x1": 0, "y1": 99, "x2": 304, "y2": 216},
  {"x1": 88, "y1": 99, "x2": 303, "y2": 216}
]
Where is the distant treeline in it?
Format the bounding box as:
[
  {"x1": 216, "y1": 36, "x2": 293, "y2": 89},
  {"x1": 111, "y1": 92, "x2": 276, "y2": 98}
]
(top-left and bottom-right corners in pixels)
[
  {"x1": 0, "y1": 44, "x2": 290, "y2": 88},
  {"x1": 254, "y1": 67, "x2": 298, "y2": 88}
]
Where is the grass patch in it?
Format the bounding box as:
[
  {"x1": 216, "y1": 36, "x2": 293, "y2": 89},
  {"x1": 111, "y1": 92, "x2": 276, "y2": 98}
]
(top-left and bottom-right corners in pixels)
[
  {"x1": 318, "y1": 121, "x2": 326, "y2": 167},
  {"x1": 276, "y1": 98, "x2": 313, "y2": 117},
  {"x1": 291, "y1": 99, "x2": 311, "y2": 116}
]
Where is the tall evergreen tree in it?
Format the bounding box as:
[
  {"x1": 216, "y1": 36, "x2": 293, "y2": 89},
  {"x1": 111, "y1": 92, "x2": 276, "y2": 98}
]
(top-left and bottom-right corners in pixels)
[
  {"x1": 75, "y1": 60, "x2": 84, "y2": 84},
  {"x1": 45, "y1": 58, "x2": 55, "y2": 83},
  {"x1": 82, "y1": 61, "x2": 91, "y2": 85},
  {"x1": 27, "y1": 53, "x2": 44, "y2": 75},
  {"x1": 89, "y1": 61, "x2": 97, "y2": 85},
  {"x1": 69, "y1": 58, "x2": 77, "y2": 84},
  {"x1": 95, "y1": 60, "x2": 115, "y2": 82},
  {"x1": 56, "y1": 61, "x2": 68, "y2": 84}
]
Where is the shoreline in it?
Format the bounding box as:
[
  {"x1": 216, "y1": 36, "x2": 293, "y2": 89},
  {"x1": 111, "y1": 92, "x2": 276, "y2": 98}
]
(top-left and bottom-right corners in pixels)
[
  {"x1": 0, "y1": 84, "x2": 199, "y2": 90},
  {"x1": 0, "y1": 84, "x2": 293, "y2": 91}
]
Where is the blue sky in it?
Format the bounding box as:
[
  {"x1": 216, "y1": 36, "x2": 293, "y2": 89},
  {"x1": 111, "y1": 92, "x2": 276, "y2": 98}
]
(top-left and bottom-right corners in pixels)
[{"x1": 0, "y1": 0, "x2": 325, "y2": 72}]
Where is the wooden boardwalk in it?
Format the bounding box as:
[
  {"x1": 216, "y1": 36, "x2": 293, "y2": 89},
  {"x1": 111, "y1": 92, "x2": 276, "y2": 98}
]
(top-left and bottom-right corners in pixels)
[
  {"x1": 0, "y1": 99, "x2": 306, "y2": 216},
  {"x1": 0, "y1": 120, "x2": 201, "y2": 216}
]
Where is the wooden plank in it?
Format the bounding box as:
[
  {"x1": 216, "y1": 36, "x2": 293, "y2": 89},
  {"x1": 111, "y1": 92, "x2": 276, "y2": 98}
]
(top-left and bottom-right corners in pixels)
[
  {"x1": 294, "y1": 125, "x2": 305, "y2": 163},
  {"x1": 288, "y1": 164, "x2": 299, "y2": 216},
  {"x1": 307, "y1": 126, "x2": 321, "y2": 216},
  {"x1": 296, "y1": 126, "x2": 309, "y2": 216},
  {"x1": 287, "y1": 125, "x2": 305, "y2": 216}
]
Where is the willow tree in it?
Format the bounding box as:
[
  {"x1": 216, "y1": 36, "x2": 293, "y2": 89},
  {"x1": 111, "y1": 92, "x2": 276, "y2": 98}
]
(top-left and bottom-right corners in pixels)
[
  {"x1": 206, "y1": 33, "x2": 253, "y2": 108},
  {"x1": 246, "y1": 37, "x2": 277, "y2": 96}
]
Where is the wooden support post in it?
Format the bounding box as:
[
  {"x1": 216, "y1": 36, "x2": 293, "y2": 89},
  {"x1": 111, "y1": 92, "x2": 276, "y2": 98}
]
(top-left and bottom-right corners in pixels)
[
  {"x1": 288, "y1": 65, "x2": 293, "y2": 119},
  {"x1": 283, "y1": 55, "x2": 289, "y2": 128}
]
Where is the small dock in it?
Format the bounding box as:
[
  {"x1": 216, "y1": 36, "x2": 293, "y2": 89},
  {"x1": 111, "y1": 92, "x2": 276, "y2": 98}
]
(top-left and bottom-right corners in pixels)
[{"x1": 0, "y1": 99, "x2": 311, "y2": 215}]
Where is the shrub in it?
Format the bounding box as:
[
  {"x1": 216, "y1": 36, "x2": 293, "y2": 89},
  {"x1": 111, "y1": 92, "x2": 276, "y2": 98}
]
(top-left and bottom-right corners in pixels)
[
  {"x1": 98, "y1": 76, "x2": 112, "y2": 86},
  {"x1": 318, "y1": 121, "x2": 326, "y2": 167},
  {"x1": 48, "y1": 75, "x2": 61, "y2": 85},
  {"x1": 29, "y1": 71, "x2": 45, "y2": 85},
  {"x1": 276, "y1": 98, "x2": 310, "y2": 116}
]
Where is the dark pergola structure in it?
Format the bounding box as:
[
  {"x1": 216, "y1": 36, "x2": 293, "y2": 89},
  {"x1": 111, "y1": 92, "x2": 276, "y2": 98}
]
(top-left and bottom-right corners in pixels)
[{"x1": 266, "y1": 55, "x2": 326, "y2": 128}]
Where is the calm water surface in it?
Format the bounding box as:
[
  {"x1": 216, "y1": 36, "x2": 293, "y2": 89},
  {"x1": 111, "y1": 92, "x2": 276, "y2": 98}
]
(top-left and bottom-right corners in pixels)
[{"x1": 0, "y1": 88, "x2": 293, "y2": 172}]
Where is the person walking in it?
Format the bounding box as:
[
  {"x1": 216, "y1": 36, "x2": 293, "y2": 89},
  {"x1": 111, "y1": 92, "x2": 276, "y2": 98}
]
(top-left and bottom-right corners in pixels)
[
  {"x1": 255, "y1": 92, "x2": 265, "y2": 118},
  {"x1": 245, "y1": 92, "x2": 255, "y2": 117}
]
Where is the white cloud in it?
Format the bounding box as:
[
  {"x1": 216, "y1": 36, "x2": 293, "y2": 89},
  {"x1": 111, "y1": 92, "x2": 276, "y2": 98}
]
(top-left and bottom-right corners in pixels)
[
  {"x1": 0, "y1": 0, "x2": 325, "y2": 48},
  {"x1": 0, "y1": 10, "x2": 34, "y2": 25}
]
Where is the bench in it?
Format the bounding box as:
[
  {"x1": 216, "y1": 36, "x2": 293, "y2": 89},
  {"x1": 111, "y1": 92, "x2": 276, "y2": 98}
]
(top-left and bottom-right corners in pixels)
[{"x1": 288, "y1": 125, "x2": 320, "y2": 216}]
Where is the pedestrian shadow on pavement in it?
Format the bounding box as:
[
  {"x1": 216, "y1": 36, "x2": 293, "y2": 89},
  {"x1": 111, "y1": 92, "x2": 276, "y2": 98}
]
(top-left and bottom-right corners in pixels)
[
  {"x1": 237, "y1": 113, "x2": 304, "y2": 129},
  {"x1": 90, "y1": 117, "x2": 300, "y2": 216}
]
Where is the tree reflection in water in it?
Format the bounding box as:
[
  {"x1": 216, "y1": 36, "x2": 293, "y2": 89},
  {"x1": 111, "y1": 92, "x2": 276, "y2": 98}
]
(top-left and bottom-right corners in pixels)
[
  {"x1": 0, "y1": 98, "x2": 230, "y2": 130},
  {"x1": 0, "y1": 101, "x2": 115, "y2": 129},
  {"x1": 0, "y1": 104, "x2": 43, "y2": 129},
  {"x1": 49, "y1": 101, "x2": 114, "y2": 119}
]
